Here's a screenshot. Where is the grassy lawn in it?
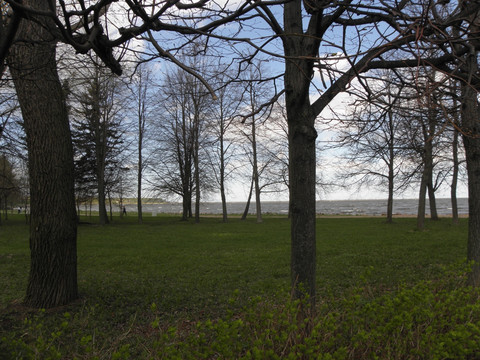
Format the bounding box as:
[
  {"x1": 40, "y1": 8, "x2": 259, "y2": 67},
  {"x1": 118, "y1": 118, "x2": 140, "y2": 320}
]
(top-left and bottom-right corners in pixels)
[{"x1": 0, "y1": 214, "x2": 472, "y2": 358}]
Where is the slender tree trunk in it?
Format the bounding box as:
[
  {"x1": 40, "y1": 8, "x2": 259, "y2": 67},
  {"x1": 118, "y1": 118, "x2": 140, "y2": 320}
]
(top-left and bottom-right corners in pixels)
[
  {"x1": 251, "y1": 117, "x2": 263, "y2": 223},
  {"x1": 425, "y1": 113, "x2": 438, "y2": 221},
  {"x1": 91, "y1": 72, "x2": 109, "y2": 225},
  {"x1": 97, "y1": 164, "x2": 109, "y2": 225},
  {"x1": 3, "y1": 195, "x2": 7, "y2": 220},
  {"x1": 461, "y1": 53, "x2": 480, "y2": 286},
  {"x1": 107, "y1": 190, "x2": 113, "y2": 222},
  {"x1": 425, "y1": 134, "x2": 438, "y2": 221},
  {"x1": 8, "y1": 3, "x2": 78, "y2": 307},
  {"x1": 219, "y1": 128, "x2": 228, "y2": 223},
  {"x1": 417, "y1": 169, "x2": 427, "y2": 231},
  {"x1": 451, "y1": 125, "x2": 459, "y2": 225},
  {"x1": 426, "y1": 80, "x2": 439, "y2": 221},
  {"x1": 241, "y1": 174, "x2": 254, "y2": 220},
  {"x1": 137, "y1": 75, "x2": 146, "y2": 225},
  {"x1": 386, "y1": 120, "x2": 395, "y2": 223},
  {"x1": 181, "y1": 189, "x2": 189, "y2": 221},
  {"x1": 387, "y1": 165, "x2": 394, "y2": 224},
  {"x1": 137, "y1": 131, "x2": 143, "y2": 224},
  {"x1": 194, "y1": 126, "x2": 201, "y2": 223}
]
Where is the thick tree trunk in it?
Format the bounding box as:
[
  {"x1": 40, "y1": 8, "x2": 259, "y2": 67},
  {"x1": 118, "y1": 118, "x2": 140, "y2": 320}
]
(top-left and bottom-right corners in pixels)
[
  {"x1": 284, "y1": 0, "x2": 318, "y2": 306},
  {"x1": 8, "y1": 3, "x2": 78, "y2": 307},
  {"x1": 181, "y1": 190, "x2": 190, "y2": 221},
  {"x1": 461, "y1": 56, "x2": 480, "y2": 285},
  {"x1": 288, "y1": 106, "x2": 317, "y2": 304},
  {"x1": 427, "y1": 182, "x2": 439, "y2": 221}
]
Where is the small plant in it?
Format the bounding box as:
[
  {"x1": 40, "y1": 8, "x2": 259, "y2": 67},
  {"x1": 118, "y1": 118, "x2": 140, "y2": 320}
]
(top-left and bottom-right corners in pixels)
[{"x1": 149, "y1": 263, "x2": 480, "y2": 359}]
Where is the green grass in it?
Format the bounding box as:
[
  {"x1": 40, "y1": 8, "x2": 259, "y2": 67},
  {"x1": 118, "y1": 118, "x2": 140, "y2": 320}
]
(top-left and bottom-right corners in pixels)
[{"x1": 0, "y1": 214, "x2": 471, "y2": 358}]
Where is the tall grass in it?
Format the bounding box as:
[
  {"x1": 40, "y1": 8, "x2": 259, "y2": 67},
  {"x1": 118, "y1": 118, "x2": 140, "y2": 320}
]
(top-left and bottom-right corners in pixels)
[{"x1": 0, "y1": 215, "x2": 471, "y2": 359}]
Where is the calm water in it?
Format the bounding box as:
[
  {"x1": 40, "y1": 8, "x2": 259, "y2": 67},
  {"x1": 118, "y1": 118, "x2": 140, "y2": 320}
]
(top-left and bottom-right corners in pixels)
[{"x1": 125, "y1": 198, "x2": 468, "y2": 216}]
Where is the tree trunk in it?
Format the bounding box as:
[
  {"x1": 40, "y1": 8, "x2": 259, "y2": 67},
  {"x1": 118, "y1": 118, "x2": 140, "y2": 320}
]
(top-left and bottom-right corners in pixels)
[
  {"x1": 427, "y1": 181, "x2": 439, "y2": 221},
  {"x1": 194, "y1": 127, "x2": 201, "y2": 224},
  {"x1": 96, "y1": 138, "x2": 109, "y2": 225},
  {"x1": 241, "y1": 174, "x2": 254, "y2": 221},
  {"x1": 107, "y1": 190, "x2": 113, "y2": 222},
  {"x1": 219, "y1": 157, "x2": 228, "y2": 223},
  {"x1": 219, "y1": 124, "x2": 228, "y2": 223},
  {"x1": 461, "y1": 54, "x2": 480, "y2": 286},
  {"x1": 251, "y1": 117, "x2": 263, "y2": 223},
  {"x1": 451, "y1": 125, "x2": 459, "y2": 225},
  {"x1": 387, "y1": 166, "x2": 394, "y2": 224},
  {"x1": 417, "y1": 168, "x2": 427, "y2": 231},
  {"x1": 137, "y1": 133, "x2": 143, "y2": 224},
  {"x1": 386, "y1": 119, "x2": 395, "y2": 224},
  {"x1": 8, "y1": 3, "x2": 78, "y2": 307},
  {"x1": 284, "y1": 0, "x2": 318, "y2": 306},
  {"x1": 425, "y1": 112, "x2": 438, "y2": 221},
  {"x1": 288, "y1": 106, "x2": 317, "y2": 305},
  {"x1": 181, "y1": 191, "x2": 189, "y2": 221},
  {"x1": 425, "y1": 131, "x2": 438, "y2": 221}
]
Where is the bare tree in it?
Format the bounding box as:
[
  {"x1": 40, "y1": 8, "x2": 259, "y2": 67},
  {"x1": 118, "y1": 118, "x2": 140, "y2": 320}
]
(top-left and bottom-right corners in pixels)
[
  {"x1": 334, "y1": 74, "x2": 407, "y2": 223},
  {"x1": 206, "y1": 69, "x2": 243, "y2": 222},
  {"x1": 127, "y1": 63, "x2": 156, "y2": 224},
  {"x1": 152, "y1": 64, "x2": 213, "y2": 221}
]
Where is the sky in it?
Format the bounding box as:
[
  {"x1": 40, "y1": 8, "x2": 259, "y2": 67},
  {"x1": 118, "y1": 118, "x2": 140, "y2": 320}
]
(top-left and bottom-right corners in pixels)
[{"x1": 53, "y1": 1, "x2": 467, "y2": 203}]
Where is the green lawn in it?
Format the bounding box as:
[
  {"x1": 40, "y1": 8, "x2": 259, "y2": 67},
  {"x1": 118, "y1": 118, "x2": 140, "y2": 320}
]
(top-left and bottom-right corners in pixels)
[{"x1": 0, "y1": 214, "x2": 472, "y2": 359}]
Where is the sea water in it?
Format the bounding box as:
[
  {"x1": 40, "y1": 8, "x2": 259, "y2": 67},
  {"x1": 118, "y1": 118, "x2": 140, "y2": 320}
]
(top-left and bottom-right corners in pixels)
[{"x1": 128, "y1": 198, "x2": 468, "y2": 216}]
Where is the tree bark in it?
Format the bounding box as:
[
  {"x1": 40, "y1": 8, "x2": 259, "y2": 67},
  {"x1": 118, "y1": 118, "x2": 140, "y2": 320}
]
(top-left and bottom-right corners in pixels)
[
  {"x1": 461, "y1": 53, "x2": 480, "y2": 286},
  {"x1": 284, "y1": 0, "x2": 318, "y2": 306},
  {"x1": 7, "y1": 1, "x2": 78, "y2": 307},
  {"x1": 451, "y1": 125, "x2": 459, "y2": 225},
  {"x1": 417, "y1": 168, "x2": 427, "y2": 231},
  {"x1": 288, "y1": 105, "x2": 317, "y2": 304},
  {"x1": 427, "y1": 181, "x2": 439, "y2": 221},
  {"x1": 241, "y1": 174, "x2": 254, "y2": 221}
]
